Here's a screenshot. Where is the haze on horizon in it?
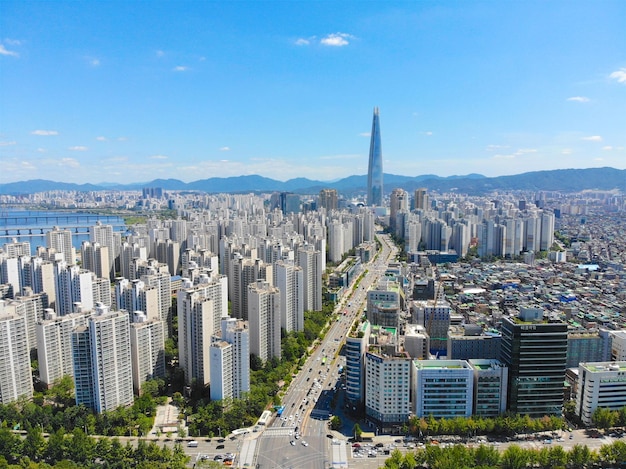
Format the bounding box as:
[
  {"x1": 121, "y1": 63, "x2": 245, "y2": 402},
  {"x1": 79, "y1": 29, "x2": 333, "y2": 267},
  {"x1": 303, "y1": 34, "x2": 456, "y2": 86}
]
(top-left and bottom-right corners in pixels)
[{"x1": 1, "y1": 1, "x2": 625, "y2": 185}]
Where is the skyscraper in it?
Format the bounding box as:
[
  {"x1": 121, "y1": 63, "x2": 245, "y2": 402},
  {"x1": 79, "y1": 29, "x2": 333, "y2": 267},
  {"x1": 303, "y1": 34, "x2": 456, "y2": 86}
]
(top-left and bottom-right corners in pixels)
[{"x1": 367, "y1": 107, "x2": 383, "y2": 207}]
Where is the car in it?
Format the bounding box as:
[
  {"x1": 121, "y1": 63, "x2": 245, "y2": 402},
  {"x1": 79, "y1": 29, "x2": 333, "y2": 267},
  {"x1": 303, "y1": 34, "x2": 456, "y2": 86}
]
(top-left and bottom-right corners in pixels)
[
  {"x1": 290, "y1": 440, "x2": 296, "y2": 446},
  {"x1": 375, "y1": 442, "x2": 384, "y2": 448},
  {"x1": 187, "y1": 440, "x2": 198, "y2": 447},
  {"x1": 216, "y1": 444, "x2": 225, "y2": 449},
  {"x1": 214, "y1": 455, "x2": 224, "y2": 461},
  {"x1": 352, "y1": 443, "x2": 361, "y2": 448},
  {"x1": 569, "y1": 434, "x2": 574, "y2": 439},
  {"x1": 301, "y1": 440, "x2": 309, "y2": 446}
]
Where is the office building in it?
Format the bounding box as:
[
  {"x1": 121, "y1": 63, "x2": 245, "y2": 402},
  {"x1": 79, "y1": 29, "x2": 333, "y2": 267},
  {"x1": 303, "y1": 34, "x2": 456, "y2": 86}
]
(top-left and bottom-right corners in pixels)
[
  {"x1": 345, "y1": 321, "x2": 371, "y2": 408},
  {"x1": 413, "y1": 360, "x2": 474, "y2": 419},
  {"x1": 576, "y1": 362, "x2": 626, "y2": 426},
  {"x1": 364, "y1": 327, "x2": 411, "y2": 431},
  {"x1": 469, "y1": 359, "x2": 508, "y2": 417},
  {"x1": 500, "y1": 308, "x2": 568, "y2": 417},
  {"x1": 248, "y1": 280, "x2": 281, "y2": 362},
  {"x1": 367, "y1": 107, "x2": 383, "y2": 206},
  {"x1": 71, "y1": 304, "x2": 134, "y2": 413},
  {"x1": 447, "y1": 324, "x2": 502, "y2": 360},
  {"x1": 403, "y1": 324, "x2": 429, "y2": 360},
  {"x1": 0, "y1": 301, "x2": 33, "y2": 404}
]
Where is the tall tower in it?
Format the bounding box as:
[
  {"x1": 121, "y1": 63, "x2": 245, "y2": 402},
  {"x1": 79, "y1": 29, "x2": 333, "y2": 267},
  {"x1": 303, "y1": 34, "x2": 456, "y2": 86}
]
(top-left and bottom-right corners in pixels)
[{"x1": 367, "y1": 107, "x2": 383, "y2": 207}]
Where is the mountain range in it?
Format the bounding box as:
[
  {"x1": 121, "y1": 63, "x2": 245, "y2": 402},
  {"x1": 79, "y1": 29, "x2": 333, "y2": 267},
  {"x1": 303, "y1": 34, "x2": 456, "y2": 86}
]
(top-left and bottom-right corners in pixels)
[{"x1": 0, "y1": 167, "x2": 624, "y2": 196}]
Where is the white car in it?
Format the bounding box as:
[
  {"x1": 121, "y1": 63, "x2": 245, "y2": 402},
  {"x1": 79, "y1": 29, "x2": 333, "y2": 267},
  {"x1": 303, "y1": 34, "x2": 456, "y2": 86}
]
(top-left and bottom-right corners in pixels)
[
  {"x1": 301, "y1": 440, "x2": 309, "y2": 446},
  {"x1": 290, "y1": 440, "x2": 296, "y2": 446}
]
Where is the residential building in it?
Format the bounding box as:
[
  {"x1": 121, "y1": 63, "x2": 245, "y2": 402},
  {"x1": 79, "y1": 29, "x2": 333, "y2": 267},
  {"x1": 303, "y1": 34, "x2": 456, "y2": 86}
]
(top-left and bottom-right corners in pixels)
[{"x1": 0, "y1": 301, "x2": 33, "y2": 404}]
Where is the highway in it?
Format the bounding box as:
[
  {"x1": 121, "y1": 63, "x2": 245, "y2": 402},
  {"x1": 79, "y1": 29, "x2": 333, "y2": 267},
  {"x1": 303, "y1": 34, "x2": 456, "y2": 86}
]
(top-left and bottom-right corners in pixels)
[{"x1": 253, "y1": 230, "x2": 397, "y2": 469}]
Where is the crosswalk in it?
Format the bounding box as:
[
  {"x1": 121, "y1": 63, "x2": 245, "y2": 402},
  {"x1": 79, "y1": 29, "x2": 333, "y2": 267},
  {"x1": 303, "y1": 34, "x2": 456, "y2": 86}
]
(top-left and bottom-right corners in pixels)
[{"x1": 263, "y1": 427, "x2": 296, "y2": 437}]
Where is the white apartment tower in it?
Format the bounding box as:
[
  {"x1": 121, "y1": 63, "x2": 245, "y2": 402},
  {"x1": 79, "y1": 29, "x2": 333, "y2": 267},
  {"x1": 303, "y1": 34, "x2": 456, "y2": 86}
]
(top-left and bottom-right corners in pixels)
[
  {"x1": 0, "y1": 301, "x2": 34, "y2": 404},
  {"x1": 248, "y1": 280, "x2": 281, "y2": 362},
  {"x1": 71, "y1": 304, "x2": 134, "y2": 413},
  {"x1": 297, "y1": 245, "x2": 323, "y2": 312},
  {"x1": 81, "y1": 241, "x2": 110, "y2": 281},
  {"x1": 46, "y1": 226, "x2": 75, "y2": 265},
  {"x1": 210, "y1": 318, "x2": 250, "y2": 401},
  {"x1": 55, "y1": 263, "x2": 94, "y2": 316},
  {"x1": 273, "y1": 261, "x2": 304, "y2": 332},
  {"x1": 89, "y1": 222, "x2": 116, "y2": 279},
  {"x1": 36, "y1": 309, "x2": 88, "y2": 387},
  {"x1": 177, "y1": 275, "x2": 228, "y2": 386},
  {"x1": 130, "y1": 311, "x2": 166, "y2": 395}
]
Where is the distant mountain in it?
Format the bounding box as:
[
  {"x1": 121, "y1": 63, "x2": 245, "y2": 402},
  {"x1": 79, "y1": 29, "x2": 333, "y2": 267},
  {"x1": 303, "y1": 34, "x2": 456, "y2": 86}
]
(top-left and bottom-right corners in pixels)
[{"x1": 1, "y1": 167, "x2": 624, "y2": 196}]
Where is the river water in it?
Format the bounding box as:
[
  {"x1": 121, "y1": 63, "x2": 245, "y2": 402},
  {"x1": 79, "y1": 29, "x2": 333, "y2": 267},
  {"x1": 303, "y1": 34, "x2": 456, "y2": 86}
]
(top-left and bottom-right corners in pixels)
[{"x1": 0, "y1": 209, "x2": 128, "y2": 255}]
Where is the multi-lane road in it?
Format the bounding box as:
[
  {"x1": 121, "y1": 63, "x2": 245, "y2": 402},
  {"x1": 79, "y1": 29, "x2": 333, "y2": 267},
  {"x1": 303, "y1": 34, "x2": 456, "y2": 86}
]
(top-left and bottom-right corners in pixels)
[{"x1": 253, "y1": 231, "x2": 397, "y2": 469}]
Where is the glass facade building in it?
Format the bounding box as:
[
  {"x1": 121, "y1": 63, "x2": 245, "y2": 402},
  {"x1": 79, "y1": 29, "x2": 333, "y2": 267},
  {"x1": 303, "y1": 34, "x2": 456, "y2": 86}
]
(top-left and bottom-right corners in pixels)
[
  {"x1": 500, "y1": 316, "x2": 567, "y2": 417},
  {"x1": 367, "y1": 107, "x2": 383, "y2": 207}
]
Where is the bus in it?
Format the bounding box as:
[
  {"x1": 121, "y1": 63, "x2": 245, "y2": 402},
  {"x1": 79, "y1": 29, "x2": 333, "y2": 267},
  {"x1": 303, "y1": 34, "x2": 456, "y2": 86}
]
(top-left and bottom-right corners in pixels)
[
  {"x1": 321, "y1": 356, "x2": 327, "y2": 365},
  {"x1": 338, "y1": 365, "x2": 344, "y2": 374},
  {"x1": 276, "y1": 405, "x2": 285, "y2": 417}
]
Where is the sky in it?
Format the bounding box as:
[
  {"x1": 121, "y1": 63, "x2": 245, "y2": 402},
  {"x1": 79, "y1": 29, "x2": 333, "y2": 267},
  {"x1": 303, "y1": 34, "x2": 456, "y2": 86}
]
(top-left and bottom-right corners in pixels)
[{"x1": 1, "y1": 1, "x2": 625, "y2": 185}]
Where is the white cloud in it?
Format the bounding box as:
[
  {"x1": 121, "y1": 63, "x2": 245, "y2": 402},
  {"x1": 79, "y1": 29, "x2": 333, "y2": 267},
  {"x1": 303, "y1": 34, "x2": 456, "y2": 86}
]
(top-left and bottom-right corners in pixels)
[
  {"x1": 602, "y1": 146, "x2": 613, "y2": 151},
  {"x1": 37, "y1": 148, "x2": 46, "y2": 153},
  {"x1": 21, "y1": 161, "x2": 36, "y2": 170},
  {"x1": 0, "y1": 141, "x2": 16, "y2": 146},
  {"x1": 609, "y1": 68, "x2": 626, "y2": 84},
  {"x1": 149, "y1": 155, "x2": 168, "y2": 160},
  {"x1": 295, "y1": 38, "x2": 311, "y2": 46},
  {"x1": 582, "y1": 135, "x2": 602, "y2": 142},
  {"x1": 359, "y1": 132, "x2": 371, "y2": 137},
  {"x1": 561, "y1": 149, "x2": 572, "y2": 155},
  {"x1": 320, "y1": 33, "x2": 354, "y2": 47},
  {"x1": 68, "y1": 145, "x2": 88, "y2": 151},
  {"x1": 0, "y1": 44, "x2": 19, "y2": 57},
  {"x1": 156, "y1": 50, "x2": 165, "y2": 58},
  {"x1": 220, "y1": 159, "x2": 229, "y2": 162},
  {"x1": 173, "y1": 65, "x2": 189, "y2": 72},
  {"x1": 95, "y1": 136, "x2": 107, "y2": 141},
  {"x1": 88, "y1": 57, "x2": 100, "y2": 67},
  {"x1": 486, "y1": 144, "x2": 509, "y2": 151},
  {"x1": 422, "y1": 131, "x2": 433, "y2": 136},
  {"x1": 567, "y1": 96, "x2": 590, "y2": 102},
  {"x1": 4, "y1": 39, "x2": 21, "y2": 46},
  {"x1": 593, "y1": 157, "x2": 604, "y2": 162},
  {"x1": 117, "y1": 136, "x2": 128, "y2": 141},
  {"x1": 219, "y1": 146, "x2": 230, "y2": 151},
  {"x1": 59, "y1": 158, "x2": 80, "y2": 168},
  {"x1": 31, "y1": 130, "x2": 59, "y2": 136},
  {"x1": 319, "y1": 154, "x2": 361, "y2": 160},
  {"x1": 515, "y1": 148, "x2": 537, "y2": 155}
]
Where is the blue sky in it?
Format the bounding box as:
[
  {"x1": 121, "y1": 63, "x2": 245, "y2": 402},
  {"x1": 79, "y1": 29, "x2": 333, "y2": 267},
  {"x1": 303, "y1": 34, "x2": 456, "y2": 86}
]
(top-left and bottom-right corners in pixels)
[{"x1": 1, "y1": 1, "x2": 625, "y2": 184}]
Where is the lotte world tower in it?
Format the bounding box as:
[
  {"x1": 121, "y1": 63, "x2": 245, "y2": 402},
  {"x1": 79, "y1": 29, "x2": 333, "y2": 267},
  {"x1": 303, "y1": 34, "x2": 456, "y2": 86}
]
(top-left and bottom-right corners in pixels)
[{"x1": 367, "y1": 107, "x2": 383, "y2": 206}]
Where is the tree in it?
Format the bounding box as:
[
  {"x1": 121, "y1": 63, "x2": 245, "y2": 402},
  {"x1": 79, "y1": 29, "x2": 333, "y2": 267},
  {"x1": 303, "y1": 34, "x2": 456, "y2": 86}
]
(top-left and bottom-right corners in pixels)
[
  {"x1": 500, "y1": 444, "x2": 531, "y2": 469},
  {"x1": 568, "y1": 444, "x2": 593, "y2": 468},
  {"x1": 330, "y1": 415, "x2": 342, "y2": 431},
  {"x1": 23, "y1": 425, "x2": 46, "y2": 461},
  {"x1": 352, "y1": 423, "x2": 363, "y2": 441},
  {"x1": 592, "y1": 407, "x2": 617, "y2": 431},
  {"x1": 0, "y1": 427, "x2": 22, "y2": 464}
]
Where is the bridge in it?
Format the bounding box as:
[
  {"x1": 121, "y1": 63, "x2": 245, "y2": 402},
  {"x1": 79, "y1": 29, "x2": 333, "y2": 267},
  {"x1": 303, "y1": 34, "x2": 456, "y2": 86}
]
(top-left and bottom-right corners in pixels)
[
  {"x1": 0, "y1": 224, "x2": 128, "y2": 237},
  {"x1": 0, "y1": 213, "x2": 123, "y2": 226}
]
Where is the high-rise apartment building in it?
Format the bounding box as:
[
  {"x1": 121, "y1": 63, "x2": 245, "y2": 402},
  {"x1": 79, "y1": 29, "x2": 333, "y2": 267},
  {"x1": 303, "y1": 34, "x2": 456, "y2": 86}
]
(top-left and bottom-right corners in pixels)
[
  {"x1": 46, "y1": 226, "x2": 75, "y2": 265},
  {"x1": 115, "y1": 278, "x2": 160, "y2": 322},
  {"x1": 273, "y1": 261, "x2": 304, "y2": 332},
  {"x1": 414, "y1": 188, "x2": 429, "y2": 211},
  {"x1": 129, "y1": 311, "x2": 166, "y2": 395},
  {"x1": 318, "y1": 189, "x2": 338, "y2": 212},
  {"x1": 500, "y1": 308, "x2": 567, "y2": 417},
  {"x1": 248, "y1": 280, "x2": 281, "y2": 363},
  {"x1": 71, "y1": 304, "x2": 134, "y2": 413},
  {"x1": 297, "y1": 244, "x2": 323, "y2": 313},
  {"x1": 81, "y1": 241, "x2": 110, "y2": 281},
  {"x1": 36, "y1": 309, "x2": 88, "y2": 388},
  {"x1": 367, "y1": 107, "x2": 383, "y2": 207},
  {"x1": 89, "y1": 222, "x2": 116, "y2": 279},
  {"x1": 0, "y1": 301, "x2": 33, "y2": 404},
  {"x1": 55, "y1": 263, "x2": 94, "y2": 316},
  {"x1": 177, "y1": 275, "x2": 228, "y2": 386},
  {"x1": 210, "y1": 318, "x2": 250, "y2": 401}
]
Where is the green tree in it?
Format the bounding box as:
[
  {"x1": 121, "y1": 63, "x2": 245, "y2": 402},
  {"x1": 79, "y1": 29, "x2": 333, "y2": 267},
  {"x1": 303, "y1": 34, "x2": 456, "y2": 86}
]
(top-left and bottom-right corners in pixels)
[
  {"x1": 23, "y1": 426, "x2": 46, "y2": 462},
  {"x1": 473, "y1": 443, "x2": 500, "y2": 466},
  {"x1": 0, "y1": 427, "x2": 22, "y2": 464},
  {"x1": 500, "y1": 444, "x2": 531, "y2": 469},
  {"x1": 352, "y1": 423, "x2": 363, "y2": 441},
  {"x1": 568, "y1": 444, "x2": 593, "y2": 468},
  {"x1": 592, "y1": 407, "x2": 617, "y2": 431},
  {"x1": 330, "y1": 415, "x2": 342, "y2": 431}
]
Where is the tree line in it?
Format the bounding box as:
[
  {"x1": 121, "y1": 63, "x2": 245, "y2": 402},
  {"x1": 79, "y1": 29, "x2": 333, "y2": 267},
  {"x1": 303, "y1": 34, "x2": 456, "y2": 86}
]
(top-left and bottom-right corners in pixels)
[{"x1": 381, "y1": 440, "x2": 626, "y2": 469}]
